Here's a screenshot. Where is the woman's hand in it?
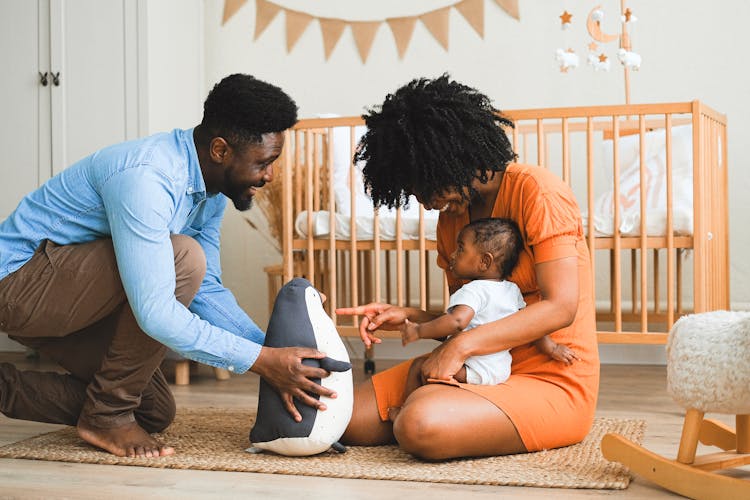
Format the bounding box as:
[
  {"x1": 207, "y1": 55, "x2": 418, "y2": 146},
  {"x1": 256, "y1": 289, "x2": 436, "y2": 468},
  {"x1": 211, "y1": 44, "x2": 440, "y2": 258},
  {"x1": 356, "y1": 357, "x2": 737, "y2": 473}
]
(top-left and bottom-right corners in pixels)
[
  {"x1": 420, "y1": 333, "x2": 469, "y2": 382},
  {"x1": 335, "y1": 303, "x2": 412, "y2": 347}
]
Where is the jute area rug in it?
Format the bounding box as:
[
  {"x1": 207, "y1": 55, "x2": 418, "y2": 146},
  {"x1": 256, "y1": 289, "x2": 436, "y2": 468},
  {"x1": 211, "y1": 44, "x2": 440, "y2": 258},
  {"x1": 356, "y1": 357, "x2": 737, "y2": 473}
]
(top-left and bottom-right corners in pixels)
[{"x1": 0, "y1": 408, "x2": 645, "y2": 490}]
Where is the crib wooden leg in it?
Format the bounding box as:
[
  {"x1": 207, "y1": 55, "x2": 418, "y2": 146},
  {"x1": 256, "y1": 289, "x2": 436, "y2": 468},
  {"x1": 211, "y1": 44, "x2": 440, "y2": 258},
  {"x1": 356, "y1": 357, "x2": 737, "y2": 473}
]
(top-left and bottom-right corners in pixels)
[
  {"x1": 653, "y1": 249, "x2": 660, "y2": 314},
  {"x1": 677, "y1": 408, "x2": 705, "y2": 464},
  {"x1": 631, "y1": 250, "x2": 637, "y2": 315},
  {"x1": 676, "y1": 249, "x2": 683, "y2": 314},
  {"x1": 213, "y1": 367, "x2": 231, "y2": 381},
  {"x1": 405, "y1": 252, "x2": 411, "y2": 307},
  {"x1": 364, "y1": 345, "x2": 375, "y2": 375},
  {"x1": 609, "y1": 250, "x2": 615, "y2": 313},
  {"x1": 175, "y1": 360, "x2": 190, "y2": 386},
  {"x1": 385, "y1": 251, "x2": 392, "y2": 304},
  {"x1": 425, "y1": 250, "x2": 431, "y2": 309},
  {"x1": 737, "y1": 414, "x2": 750, "y2": 453}
]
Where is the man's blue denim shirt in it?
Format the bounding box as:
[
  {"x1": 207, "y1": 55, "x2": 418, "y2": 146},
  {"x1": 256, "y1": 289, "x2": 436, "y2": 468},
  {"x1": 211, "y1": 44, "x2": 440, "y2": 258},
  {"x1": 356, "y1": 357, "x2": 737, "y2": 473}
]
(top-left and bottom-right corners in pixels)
[{"x1": 0, "y1": 128, "x2": 265, "y2": 373}]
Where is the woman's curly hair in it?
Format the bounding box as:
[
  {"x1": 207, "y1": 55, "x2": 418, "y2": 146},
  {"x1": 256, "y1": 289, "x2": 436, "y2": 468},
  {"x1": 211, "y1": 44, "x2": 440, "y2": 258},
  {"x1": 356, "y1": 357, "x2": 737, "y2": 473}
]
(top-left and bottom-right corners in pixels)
[{"x1": 356, "y1": 74, "x2": 516, "y2": 209}]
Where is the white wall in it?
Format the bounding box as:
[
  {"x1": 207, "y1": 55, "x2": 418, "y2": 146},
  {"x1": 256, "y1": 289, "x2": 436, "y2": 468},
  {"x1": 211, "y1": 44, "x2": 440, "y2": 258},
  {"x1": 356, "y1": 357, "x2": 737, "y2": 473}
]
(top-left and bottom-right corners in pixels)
[
  {"x1": 204, "y1": 1, "x2": 749, "y2": 363},
  {"x1": 144, "y1": 0, "x2": 205, "y2": 133}
]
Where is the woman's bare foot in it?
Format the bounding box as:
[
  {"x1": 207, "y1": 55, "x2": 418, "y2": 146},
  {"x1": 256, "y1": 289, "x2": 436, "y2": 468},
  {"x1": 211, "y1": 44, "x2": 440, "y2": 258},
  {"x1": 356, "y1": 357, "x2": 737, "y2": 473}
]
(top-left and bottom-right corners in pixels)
[{"x1": 77, "y1": 419, "x2": 175, "y2": 458}]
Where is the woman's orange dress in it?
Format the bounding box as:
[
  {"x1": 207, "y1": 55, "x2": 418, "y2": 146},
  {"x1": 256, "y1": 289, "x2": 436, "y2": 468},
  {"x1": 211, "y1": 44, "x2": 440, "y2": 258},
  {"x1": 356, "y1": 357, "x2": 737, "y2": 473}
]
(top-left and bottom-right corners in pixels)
[{"x1": 370, "y1": 163, "x2": 600, "y2": 451}]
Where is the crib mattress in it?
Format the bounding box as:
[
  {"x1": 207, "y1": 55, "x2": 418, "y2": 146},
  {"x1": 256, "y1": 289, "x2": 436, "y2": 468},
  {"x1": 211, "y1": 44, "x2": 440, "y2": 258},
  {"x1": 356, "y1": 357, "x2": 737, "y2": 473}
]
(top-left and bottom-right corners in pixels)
[
  {"x1": 294, "y1": 210, "x2": 439, "y2": 241},
  {"x1": 294, "y1": 209, "x2": 693, "y2": 241}
]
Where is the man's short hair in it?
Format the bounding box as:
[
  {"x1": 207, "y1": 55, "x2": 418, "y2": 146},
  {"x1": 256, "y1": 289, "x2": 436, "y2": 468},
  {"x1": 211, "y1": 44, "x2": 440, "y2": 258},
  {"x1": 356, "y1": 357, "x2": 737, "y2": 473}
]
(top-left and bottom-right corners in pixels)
[{"x1": 201, "y1": 74, "x2": 298, "y2": 147}]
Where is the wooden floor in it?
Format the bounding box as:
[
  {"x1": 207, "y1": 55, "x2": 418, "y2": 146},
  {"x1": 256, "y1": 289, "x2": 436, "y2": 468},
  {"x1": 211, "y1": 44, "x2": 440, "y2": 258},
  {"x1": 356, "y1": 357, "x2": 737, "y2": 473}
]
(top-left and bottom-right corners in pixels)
[{"x1": 0, "y1": 353, "x2": 746, "y2": 499}]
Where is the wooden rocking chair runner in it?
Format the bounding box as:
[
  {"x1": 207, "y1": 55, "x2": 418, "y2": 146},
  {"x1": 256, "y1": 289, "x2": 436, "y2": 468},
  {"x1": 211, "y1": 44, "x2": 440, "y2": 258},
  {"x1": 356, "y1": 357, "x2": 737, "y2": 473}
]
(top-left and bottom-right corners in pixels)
[{"x1": 602, "y1": 311, "x2": 750, "y2": 499}]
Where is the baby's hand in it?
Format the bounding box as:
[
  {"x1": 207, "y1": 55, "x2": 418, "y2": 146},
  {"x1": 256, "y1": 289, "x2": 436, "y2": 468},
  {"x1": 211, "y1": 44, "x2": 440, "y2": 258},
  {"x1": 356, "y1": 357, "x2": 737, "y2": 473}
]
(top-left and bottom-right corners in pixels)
[
  {"x1": 400, "y1": 319, "x2": 420, "y2": 346},
  {"x1": 549, "y1": 343, "x2": 580, "y2": 365}
]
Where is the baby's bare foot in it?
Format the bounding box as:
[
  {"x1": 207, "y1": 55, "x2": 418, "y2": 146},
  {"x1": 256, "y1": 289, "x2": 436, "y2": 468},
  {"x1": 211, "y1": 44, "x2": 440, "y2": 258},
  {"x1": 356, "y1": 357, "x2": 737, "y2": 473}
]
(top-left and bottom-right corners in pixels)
[{"x1": 77, "y1": 419, "x2": 174, "y2": 458}]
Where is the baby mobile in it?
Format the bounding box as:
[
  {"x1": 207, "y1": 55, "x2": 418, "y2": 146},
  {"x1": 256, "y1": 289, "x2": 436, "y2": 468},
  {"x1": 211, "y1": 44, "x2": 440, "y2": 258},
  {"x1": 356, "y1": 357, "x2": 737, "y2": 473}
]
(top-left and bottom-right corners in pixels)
[{"x1": 556, "y1": 1, "x2": 640, "y2": 103}]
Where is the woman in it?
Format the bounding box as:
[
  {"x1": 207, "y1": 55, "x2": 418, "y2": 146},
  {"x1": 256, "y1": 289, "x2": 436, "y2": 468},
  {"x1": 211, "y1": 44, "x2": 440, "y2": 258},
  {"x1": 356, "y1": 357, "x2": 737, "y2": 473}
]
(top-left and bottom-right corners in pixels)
[{"x1": 336, "y1": 75, "x2": 599, "y2": 460}]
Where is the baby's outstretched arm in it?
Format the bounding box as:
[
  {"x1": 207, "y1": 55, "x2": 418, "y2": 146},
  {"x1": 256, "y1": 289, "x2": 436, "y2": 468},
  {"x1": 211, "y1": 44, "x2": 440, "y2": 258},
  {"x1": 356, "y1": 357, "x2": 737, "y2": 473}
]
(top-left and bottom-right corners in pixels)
[
  {"x1": 534, "y1": 335, "x2": 580, "y2": 365},
  {"x1": 399, "y1": 305, "x2": 475, "y2": 346}
]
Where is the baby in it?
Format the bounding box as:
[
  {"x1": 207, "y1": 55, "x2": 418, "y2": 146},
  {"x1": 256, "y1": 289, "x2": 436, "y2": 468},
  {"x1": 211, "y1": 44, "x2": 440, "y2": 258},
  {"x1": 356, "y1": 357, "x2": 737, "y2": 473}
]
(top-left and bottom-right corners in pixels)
[{"x1": 400, "y1": 217, "x2": 578, "y2": 393}]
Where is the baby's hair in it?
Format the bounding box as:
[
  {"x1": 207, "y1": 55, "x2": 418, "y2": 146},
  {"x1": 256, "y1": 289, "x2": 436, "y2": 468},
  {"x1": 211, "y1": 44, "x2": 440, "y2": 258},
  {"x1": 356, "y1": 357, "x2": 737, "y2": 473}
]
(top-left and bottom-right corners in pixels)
[{"x1": 462, "y1": 217, "x2": 523, "y2": 279}]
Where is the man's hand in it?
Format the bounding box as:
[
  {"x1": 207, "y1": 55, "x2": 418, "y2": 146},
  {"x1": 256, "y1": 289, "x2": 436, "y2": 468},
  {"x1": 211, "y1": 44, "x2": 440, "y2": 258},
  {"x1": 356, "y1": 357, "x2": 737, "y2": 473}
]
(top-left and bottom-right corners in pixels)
[{"x1": 250, "y1": 346, "x2": 337, "y2": 422}]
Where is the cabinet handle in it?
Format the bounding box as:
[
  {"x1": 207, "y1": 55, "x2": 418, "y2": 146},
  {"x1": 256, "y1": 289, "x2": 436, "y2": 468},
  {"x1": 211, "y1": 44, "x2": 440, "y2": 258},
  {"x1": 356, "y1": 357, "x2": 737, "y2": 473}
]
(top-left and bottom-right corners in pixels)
[
  {"x1": 39, "y1": 72, "x2": 49, "y2": 86},
  {"x1": 51, "y1": 72, "x2": 60, "y2": 86}
]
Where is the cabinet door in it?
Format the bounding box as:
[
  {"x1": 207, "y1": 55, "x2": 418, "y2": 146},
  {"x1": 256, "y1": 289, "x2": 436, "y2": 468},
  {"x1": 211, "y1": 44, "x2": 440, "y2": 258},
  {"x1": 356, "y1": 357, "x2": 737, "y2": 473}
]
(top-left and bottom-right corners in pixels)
[
  {"x1": 49, "y1": 0, "x2": 141, "y2": 175},
  {"x1": 0, "y1": 0, "x2": 48, "y2": 220}
]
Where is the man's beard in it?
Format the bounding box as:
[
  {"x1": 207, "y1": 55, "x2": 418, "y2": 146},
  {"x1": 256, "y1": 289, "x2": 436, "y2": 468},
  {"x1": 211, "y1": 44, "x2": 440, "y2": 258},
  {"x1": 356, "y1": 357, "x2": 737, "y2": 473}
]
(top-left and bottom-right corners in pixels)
[{"x1": 232, "y1": 196, "x2": 253, "y2": 211}]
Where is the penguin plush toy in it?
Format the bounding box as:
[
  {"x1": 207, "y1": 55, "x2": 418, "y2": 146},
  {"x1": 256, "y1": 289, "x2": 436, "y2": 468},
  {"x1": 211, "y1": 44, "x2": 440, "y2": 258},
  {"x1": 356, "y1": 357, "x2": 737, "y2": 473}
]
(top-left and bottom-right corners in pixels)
[{"x1": 248, "y1": 278, "x2": 353, "y2": 456}]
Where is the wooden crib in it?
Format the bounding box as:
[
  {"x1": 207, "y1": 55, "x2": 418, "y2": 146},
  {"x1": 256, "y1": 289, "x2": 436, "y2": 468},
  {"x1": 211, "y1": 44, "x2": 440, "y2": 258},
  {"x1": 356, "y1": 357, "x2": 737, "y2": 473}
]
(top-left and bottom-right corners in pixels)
[{"x1": 270, "y1": 101, "x2": 728, "y2": 361}]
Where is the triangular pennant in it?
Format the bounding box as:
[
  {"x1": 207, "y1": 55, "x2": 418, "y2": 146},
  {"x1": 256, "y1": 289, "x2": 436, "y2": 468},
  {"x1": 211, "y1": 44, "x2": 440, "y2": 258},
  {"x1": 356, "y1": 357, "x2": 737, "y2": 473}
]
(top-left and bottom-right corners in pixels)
[
  {"x1": 222, "y1": 0, "x2": 248, "y2": 25},
  {"x1": 455, "y1": 0, "x2": 484, "y2": 38},
  {"x1": 319, "y1": 18, "x2": 347, "y2": 60},
  {"x1": 350, "y1": 21, "x2": 381, "y2": 64},
  {"x1": 285, "y1": 9, "x2": 314, "y2": 52},
  {"x1": 253, "y1": 0, "x2": 281, "y2": 40},
  {"x1": 493, "y1": 0, "x2": 520, "y2": 20},
  {"x1": 386, "y1": 16, "x2": 418, "y2": 59},
  {"x1": 420, "y1": 6, "x2": 451, "y2": 51}
]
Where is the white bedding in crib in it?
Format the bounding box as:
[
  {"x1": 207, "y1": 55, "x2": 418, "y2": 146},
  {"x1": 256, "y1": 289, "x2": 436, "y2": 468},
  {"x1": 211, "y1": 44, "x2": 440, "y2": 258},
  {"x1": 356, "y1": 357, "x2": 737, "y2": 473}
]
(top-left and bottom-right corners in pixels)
[
  {"x1": 294, "y1": 209, "x2": 692, "y2": 240},
  {"x1": 294, "y1": 209, "x2": 439, "y2": 241},
  {"x1": 581, "y1": 124, "x2": 694, "y2": 237},
  {"x1": 293, "y1": 123, "x2": 694, "y2": 241}
]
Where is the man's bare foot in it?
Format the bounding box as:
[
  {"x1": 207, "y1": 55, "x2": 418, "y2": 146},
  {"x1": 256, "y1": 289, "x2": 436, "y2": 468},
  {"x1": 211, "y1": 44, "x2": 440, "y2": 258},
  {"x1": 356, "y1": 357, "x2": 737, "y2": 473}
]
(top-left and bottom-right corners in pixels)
[{"x1": 77, "y1": 419, "x2": 175, "y2": 458}]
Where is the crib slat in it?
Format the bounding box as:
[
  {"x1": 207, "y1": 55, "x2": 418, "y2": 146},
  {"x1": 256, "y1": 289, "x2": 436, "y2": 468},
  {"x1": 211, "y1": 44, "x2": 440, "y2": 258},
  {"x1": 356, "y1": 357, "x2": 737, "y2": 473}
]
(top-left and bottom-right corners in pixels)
[
  {"x1": 612, "y1": 117, "x2": 623, "y2": 333},
  {"x1": 665, "y1": 114, "x2": 675, "y2": 329},
  {"x1": 692, "y1": 102, "x2": 707, "y2": 312},
  {"x1": 305, "y1": 130, "x2": 315, "y2": 285},
  {"x1": 418, "y1": 205, "x2": 427, "y2": 310},
  {"x1": 586, "y1": 117, "x2": 596, "y2": 309},
  {"x1": 282, "y1": 131, "x2": 294, "y2": 283},
  {"x1": 561, "y1": 117, "x2": 570, "y2": 184},
  {"x1": 326, "y1": 127, "x2": 338, "y2": 323},
  {"x1": 639, "y1": 115, "x2": 648, "y2": 333},
  {"x1": 396, "y1": 208, "x2": 404, "y2": 307},
  {"x1": 294, "y1": 130, "x2": 303, "y2": 217},
  {"x1": 349, "y1": 127, "x2": 359, "y2": 322},
  {"x1": 536, "y1": 119, "x2": 545, "y2": 167}
]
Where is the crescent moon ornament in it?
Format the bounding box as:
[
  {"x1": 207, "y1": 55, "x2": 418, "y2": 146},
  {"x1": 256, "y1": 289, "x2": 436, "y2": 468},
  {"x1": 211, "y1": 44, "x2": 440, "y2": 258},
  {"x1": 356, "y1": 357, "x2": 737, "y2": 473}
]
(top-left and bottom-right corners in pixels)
[{"x1": 587, "y1": 5, "x2": 619, "y2": 43}]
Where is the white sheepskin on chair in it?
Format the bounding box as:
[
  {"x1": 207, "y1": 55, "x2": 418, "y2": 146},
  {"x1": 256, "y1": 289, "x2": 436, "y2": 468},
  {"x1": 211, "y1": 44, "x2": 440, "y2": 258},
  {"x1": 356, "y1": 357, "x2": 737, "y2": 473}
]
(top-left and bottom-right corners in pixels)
[{"x1": 667, "y1": 310, "x2": 750, "y2": 414}]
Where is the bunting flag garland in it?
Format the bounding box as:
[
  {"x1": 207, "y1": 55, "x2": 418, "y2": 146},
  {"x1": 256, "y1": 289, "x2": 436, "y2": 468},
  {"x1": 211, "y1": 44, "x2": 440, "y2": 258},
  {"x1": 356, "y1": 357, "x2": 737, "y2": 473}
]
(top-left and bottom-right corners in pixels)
[
  {"x1": 350, "y1": 21, "x2": 382, "y2": 63},
  {"x1": 386, "y1": 17, "x2": 418, "y2": 59},
  {"x1": 253, "y1": 0, "x2": 281, "y2": 40},
  {"x1": 285, "y1": 9, "x2": 313, "y2": 51},
  {"x1": 319, "y1": 18, "x2": 347, "y2": 60},
  {"x1": 222, "y1": 0, "x2": 521, "y2": 63},
  {"x1": 455, "y1": 0, "x2": 485, "y2": 38},
  {"x1": 420, "y1": 7, "x2": 452, "y2": 51},
  {"x1": 222, "y1": 0, "x2": 247, "y2": 24}
]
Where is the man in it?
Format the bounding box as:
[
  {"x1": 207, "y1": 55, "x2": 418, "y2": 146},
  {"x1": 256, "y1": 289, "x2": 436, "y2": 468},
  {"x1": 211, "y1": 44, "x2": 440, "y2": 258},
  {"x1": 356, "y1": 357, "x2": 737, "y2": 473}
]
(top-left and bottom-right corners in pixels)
[{"x1": 0, "y1": 74, "x2": 336, "y2": 458}]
